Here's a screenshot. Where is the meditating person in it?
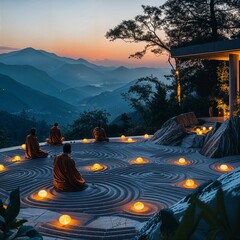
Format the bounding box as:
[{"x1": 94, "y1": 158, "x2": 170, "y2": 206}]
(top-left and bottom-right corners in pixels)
[
  {"x1": 25, "y1": 128, "x2": 48, "y2": 159},
  {"x1": 53, "y1": 143, "x2": 86, "y2": 191},
  {"x1": 93, "y1": 123, "x2": 109, "y2": 142},
  {"x1": 46, "y1": 122, "x2": 64, "y2": 146}
]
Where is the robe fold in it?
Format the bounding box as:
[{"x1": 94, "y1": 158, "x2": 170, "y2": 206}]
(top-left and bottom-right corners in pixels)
[
  {"x1": 53, "y1": 153, "x2": 86, "y2": 191},
  {"x1": 47, "y1": 126, "x2": 64, "y2": 146},
  {"x1": 93, "y1": 127, "x2": 107, "y2": 141},
  {"x1": 25, "y1": 134, "x2": 48, "y2": 159}
]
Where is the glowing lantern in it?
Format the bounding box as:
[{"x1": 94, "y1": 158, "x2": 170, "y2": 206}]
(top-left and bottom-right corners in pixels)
[
  {"x1": 185, "y1": 179, "x2": 195, "y2": 187},
  {"x1": 220, "y1": 164, "x2": 228, "y2": 171},
  {"x1": 21, "y1": 144, "x2": 26, "y2": 150},
  {"x1": 0, "y1": 164, "x2": 4, "y2": 171},
  {"x1": 38, "y1": 190, "x2": 47, "y2": 198},
  {"x1": 59, "y1": 215, "x2": 71, "y2": 225},
  {"x1": 202, "y1": 127, "x2": 206, "y2": 131},
  {"x1": 196, "y1": 128, "x2": 200, "y2": 133},
  {"x1": 128, "y1": 138, "x2": 133, "y2": 142},
  {"x1": 92, "y1": 163, "x2": 102, "y2": 171},
  {"x1": 133, "y1": 201, "x2": 144, "y2": 211},
  {"x1": 83, "y1": 138, "x2": 89, "y2": 143},
  {"x1": 198, "y1": 130, "x2": 203, "y2": 135},
  {"x1": 144, "y1": 134, "x2": 149, "y2": 139},
  {"x1": 135, "y1": 157, "x2": 144, "y2": 164},
  {"x1": 12, "y1": 156, "x2": 21, "y2": 162},
  {"x1": 121, "y1": 135, "x2": 126, "y2": 140},
  {"x1": 209, "y1": 126, "x2": 213, "y2": 131},
  {"x1": 179, "y1": 158, "x2": 186, "y2": 164}
]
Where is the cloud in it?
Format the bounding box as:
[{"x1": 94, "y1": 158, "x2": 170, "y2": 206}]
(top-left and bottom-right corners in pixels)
[{"x1": 0, "y1": 46, "x2": 19, "y2": 54}]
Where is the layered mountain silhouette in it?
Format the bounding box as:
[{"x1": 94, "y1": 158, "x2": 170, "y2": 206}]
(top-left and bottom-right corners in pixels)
[
  {"x1": 0, "y1": 47, "x2": 170, "y2": 123},
  {"x1": 0, "y1": 74, "x2": 77, "y2": 123}
]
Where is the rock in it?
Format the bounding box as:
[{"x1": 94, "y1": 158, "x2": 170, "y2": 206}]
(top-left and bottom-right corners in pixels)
[
  {"x1": 151, "y1": 112, "x2": 198, "y2": 146},
  {"x1": 200, "y1": 116, "x2": 240, "y2": 158},
  {"x1": 152, "y1": 121, "x2": 187, "y2": 146},
  {"x1": 136, "y1": 167, "x2": 240, "y2": 240}
]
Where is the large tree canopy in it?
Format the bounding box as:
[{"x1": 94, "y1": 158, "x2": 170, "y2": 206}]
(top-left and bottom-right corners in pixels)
[
  {"x1": 163, "y1": 0, "x2": 240, "y2": 46},
  {"x1": 106, "y1": 5, "x2": 171, "y2": 63}
]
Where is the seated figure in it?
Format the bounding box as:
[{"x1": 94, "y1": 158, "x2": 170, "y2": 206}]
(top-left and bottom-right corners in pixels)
[
  {"x1": 93, "y1": 124, "x2": 109, "y2": 142},
  {"x1": 46, "y1": 122, "x2": 64, "y2": 146},
  {"x1": 53, "y1": 143, "x2": 86, "y2": 191},
  {"x1": 25, "y1": 128, "x2": 48, "y2": 159}
]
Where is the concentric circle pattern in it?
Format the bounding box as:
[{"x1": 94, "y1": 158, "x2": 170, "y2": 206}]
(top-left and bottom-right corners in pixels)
[{"x1": 1, "y1": 139, "x2": 239, "y2": 239}]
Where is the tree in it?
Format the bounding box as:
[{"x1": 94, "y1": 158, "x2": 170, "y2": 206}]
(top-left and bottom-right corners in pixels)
[
  {"x1": 106, "y1": 1, "x2": 240, "y2": 107},
  {"x1": 122, "y1": 76, "x2": 169, "y2": 130},
  {"x1": 65, "y1": 110, "x2": 110, "y2": 139}
]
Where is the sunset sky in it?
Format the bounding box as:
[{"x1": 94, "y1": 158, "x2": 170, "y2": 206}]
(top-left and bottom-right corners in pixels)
[{"x1": 0, "y1": 0, "x2": 168, "y2": 67}]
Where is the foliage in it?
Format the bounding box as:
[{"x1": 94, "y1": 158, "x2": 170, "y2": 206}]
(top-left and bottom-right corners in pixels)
[
  {"x1": 0, "y1": 110, "x2": 50, "y2": 148},
  {"x1": 106, "y1": 5, "x2": 169, "y2": 60},
  {"x1": 156, "y1": 188, "x2": 240, "y2": 240},
  {"x1": 214, "y1": 61, "x2": 229, "y2": 116},
  {"x1": 64, "y1": 110, "x2": 110, "y2": 139},
  {"x1": 0, "y1": 188, "x2": 42, "y2": 239},
  {"x1": 122, "y1": 76, "x2": 170, "y2": 131}
]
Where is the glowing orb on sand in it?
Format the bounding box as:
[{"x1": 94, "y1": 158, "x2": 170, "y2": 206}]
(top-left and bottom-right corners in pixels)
[
  {"x1": 178, "y1": 158, "x2": 186, "y2": 164},
  {"x1": 135, "y1": 157, "x2": 144, "y2": 164},
  {"x1": 21, "y1": 144, "x2": 26, "y2": 150},
  {"x1": 128, "y1": 138, "x2": 133, "y2": 142},
  {"x1": 218, "y1": 164, "x2": 233, "y2": 172},
  {"x1": 59, "y1": 215, "x2": 71, "y2": 225},
  {"x1": 0, "y1": 164, "x2": 4, "y2": 171},
  {"x1": 133, "y1": 201, "x2": 144, "y2": 211},
  {"x1": 92, "y1": 163, "x2": 102, "y2": 171},
  {"x1": 196, "y1": 128, "x2": 200, "y2": 133},
  {"x1": 38, "y1": 190, "x2": 47, "y2": 198},
  {"x1": 198, "y1": 130, "x2": 203, "y2": 135},
  {"x1": 209, "y1": 126, "x2": 213, "y2": 131},
  {"x1": 83, "y1": 138, "x2": 89, "y2": 143},
  {"x1": 183, "y1": 179, "x2": 197, "y2": 188},
  {"x1": 144, "y1": 134, "x2": 149, "y2": 139},
  {"x1": 12, "y1": 156, "x2": 21, "y2": 162},
  {"x1": 121, "y1": 135, "x2": 126, "y2": 140},
  {"x1": 202, "y1": 127, "x2": 207, "y2": 131}
]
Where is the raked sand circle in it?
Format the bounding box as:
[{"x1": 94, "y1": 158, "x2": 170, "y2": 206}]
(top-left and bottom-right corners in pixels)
[{"x1": 0, "y1": 138, "x2": 240, "y2": 240}]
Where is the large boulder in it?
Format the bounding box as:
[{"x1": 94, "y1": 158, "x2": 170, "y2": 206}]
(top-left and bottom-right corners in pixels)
[
  {"x1": 151, "y1": 112, "x2": 198, "y2": 146},
  {"x1": 136, "y1": 167, "x2": 240, "y2": 240},
  {"x1": 200, "y1": 116, "x2": 240, "y2": 158}
]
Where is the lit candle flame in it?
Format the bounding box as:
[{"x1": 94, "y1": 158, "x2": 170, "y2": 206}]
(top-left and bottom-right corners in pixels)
[
  {"x1": 83, "y1": 138, "x2": 89, "y2": 143},
  {"x1": 128, "y1": 138, "x2": 133, "y2": 142}
]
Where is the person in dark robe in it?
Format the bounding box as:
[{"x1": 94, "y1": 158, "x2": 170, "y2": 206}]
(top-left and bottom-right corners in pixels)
[
  {"x1": 25, "y1": 128, "x2": 48, "y2": 159},
  {"x1": 93, "y1": 123, "x2": 109, "y2": 142},
  {"x1": 53, "y1": 143, "x2": 86, "y2": 191},
  {"x1": 46, "y1": 122, "x2": 64, "y2": 146}
]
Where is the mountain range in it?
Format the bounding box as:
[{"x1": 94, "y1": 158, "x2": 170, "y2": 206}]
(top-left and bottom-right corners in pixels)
[{"x1": 0, "y1": 47, "x2": 170, "y2": 124}]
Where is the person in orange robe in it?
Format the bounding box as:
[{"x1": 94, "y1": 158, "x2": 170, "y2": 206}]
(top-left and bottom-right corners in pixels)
[
  {"x1": 93, "y1": 124, "x2": 109, "y2": 142},
  {"x1": 25, "y1": 128, "x2": 48, "y2": 159},
  {"x1": 53, "y1": 143, "x2": 86, "y2": 192},
  {"x1": 46, "y1": 122, "x2": 64, "y2": 146}
]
